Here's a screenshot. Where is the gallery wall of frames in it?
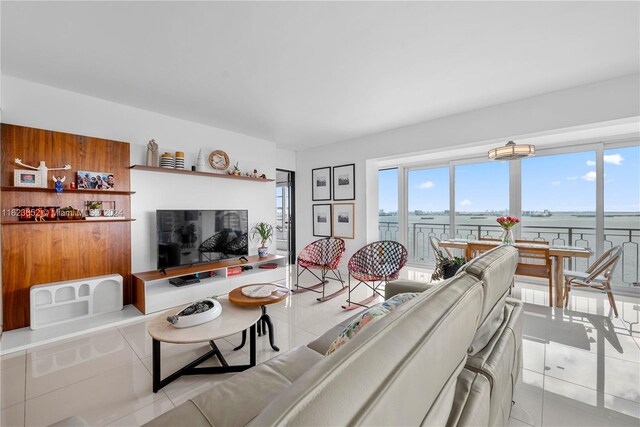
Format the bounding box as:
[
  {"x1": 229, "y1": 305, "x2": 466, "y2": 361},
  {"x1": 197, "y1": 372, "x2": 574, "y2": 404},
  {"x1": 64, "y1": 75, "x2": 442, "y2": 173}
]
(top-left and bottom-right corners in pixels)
[{"x1": 311, "y1": 163, "x2": 355, "y2": 239}]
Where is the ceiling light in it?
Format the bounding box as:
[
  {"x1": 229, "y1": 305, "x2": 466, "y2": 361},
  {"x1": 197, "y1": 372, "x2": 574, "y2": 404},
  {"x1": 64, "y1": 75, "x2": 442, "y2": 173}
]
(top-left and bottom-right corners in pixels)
[{"x1": 488, "y1": 141, "x2": 535, "y2": 161}]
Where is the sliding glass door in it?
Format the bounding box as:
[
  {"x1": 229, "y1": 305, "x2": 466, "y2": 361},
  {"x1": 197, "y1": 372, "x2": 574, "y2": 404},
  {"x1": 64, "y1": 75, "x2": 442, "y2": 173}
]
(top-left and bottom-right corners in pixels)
[
  {"x1": 378, "y1": 168, "x2": 400, "y2": 242},
  {"x1": 407, "y1": 167, "x2": 449, "y2": 262},
  {"x1": 522, "y1": 151, "x2": 596, "y2": 271},
  {"x1": 604, "y1": 146, "x2": 640, "y2": 287},
  {"x1": 454, "y1": 161, "x2": 509, "y2": 240}
]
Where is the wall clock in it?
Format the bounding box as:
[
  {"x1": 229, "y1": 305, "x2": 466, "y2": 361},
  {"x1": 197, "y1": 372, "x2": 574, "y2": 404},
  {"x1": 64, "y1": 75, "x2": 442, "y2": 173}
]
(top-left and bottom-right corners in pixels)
[{"x1": 209, "y1": 150, "x2": 230, "y2": 170}]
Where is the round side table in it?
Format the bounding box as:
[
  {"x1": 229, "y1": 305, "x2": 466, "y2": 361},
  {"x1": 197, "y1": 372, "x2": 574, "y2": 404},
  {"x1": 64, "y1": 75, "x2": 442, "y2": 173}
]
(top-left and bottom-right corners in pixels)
[{"x1": 228, "y1": 284, "x2": 289, "y2": 351}]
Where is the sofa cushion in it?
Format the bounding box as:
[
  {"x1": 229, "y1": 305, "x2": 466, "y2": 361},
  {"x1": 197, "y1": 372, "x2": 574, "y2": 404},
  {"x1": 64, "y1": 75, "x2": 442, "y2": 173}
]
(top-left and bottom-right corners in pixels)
[
  {"x1": 385, "y1": 279, "x2": 434, "y2": 299},
  {"x1": 144, "y1": 345, "x2": 323, "y2": 427},
  {"x1": 465, "y1": 299, "x2": 523, "y2": 426},
  {"x1": 326, "y1": 292, "x2": 418, "y2": 355},
  {"x1": 446, "y1": 368, "x2": 491, "y2": 427},
  {"x1": 248, "y1": 273, "x2": 484, "y2": 426},
  {"x1": 459, "y1": 245, "x2": 518, "y2": 354}
]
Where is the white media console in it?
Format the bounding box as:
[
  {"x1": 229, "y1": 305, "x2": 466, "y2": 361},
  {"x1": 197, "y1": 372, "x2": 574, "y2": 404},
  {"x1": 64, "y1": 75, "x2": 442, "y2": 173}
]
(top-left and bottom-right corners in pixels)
[{"x1": 132, "y1": 254, "x2": 287, "y2": 314}]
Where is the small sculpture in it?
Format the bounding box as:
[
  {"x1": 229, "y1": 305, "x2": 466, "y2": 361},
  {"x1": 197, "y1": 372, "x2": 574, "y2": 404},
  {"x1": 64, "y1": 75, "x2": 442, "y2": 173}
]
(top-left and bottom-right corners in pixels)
[
  {"x1": 196, "y1": 149, "x2": 205, "y2": 171},
  {"x1": 231, "y1": 162, "x2": 241, "y2": 176},
  {"x1": 146, "y1": 139, "x2": 159, "y2": 167},
  {"x1": 260, "y1": 174, "x2": 267, "y2": 179},
  {"x1": 52, "y1": 176, "x2": 66, "y2": 194},
  {"x1": 15, "y1": 159, "x2": 71, "y2": 188},
  {"x1": 250, "y1": 169, "x2": 258, "y2": 178}
]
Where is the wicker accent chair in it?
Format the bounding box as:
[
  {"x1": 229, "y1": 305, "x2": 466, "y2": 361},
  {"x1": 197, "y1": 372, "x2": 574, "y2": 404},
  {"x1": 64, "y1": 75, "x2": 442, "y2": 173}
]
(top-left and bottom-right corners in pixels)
[
  {"x1": 294, "y1": 238, "x2": 347, "y2": 302},
  {"x1": 343, "y1": 241, "x2": 408, "y2": 310},
  {"x1": 429, "y1": 236, "x2": 453, "y2": 259},
  {"x1": 564, "y1": 246, "x2": 622, "y2": 317}
]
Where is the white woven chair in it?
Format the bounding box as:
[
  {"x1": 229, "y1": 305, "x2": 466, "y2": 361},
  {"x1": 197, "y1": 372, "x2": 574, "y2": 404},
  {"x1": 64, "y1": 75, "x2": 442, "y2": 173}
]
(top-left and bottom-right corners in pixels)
[{"x1": 564, "y1": 246, "x2": 622, "y2": 317}]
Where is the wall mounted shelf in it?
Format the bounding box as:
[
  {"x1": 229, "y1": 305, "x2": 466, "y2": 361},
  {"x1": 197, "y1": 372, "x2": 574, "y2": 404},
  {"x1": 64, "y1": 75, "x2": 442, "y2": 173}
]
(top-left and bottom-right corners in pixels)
[
  {"x1": 1, "y1": 186, "x2": 136, "y2": 195},
  {"x1": 130, "y1": 165, "x2": 274, "y2": 182}
]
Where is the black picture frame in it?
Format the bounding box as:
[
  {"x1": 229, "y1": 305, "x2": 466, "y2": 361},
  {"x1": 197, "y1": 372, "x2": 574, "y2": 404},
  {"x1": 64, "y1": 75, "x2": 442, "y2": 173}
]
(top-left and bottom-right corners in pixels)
[
  {"x1": 332, "y1": 163, "x2": 355, "y2": 201},
  {"x1": 312, "y1": 204, "x2": 332, "y2": 237},
  {"x1": 312, "y1": 167, "x2": 332, "y2": 201}
]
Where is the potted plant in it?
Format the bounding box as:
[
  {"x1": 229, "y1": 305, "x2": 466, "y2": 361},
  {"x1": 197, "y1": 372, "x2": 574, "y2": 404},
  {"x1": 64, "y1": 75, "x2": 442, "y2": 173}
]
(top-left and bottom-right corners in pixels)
[
  {"x1": 431, "y1": 252, "x2": 466, "y2": 281},
  {"x1": 87, "y1": 201, "x2": 102, "y2": 217},
  {"x1": 251, "y1": 222, "x2": 273, "y2": 257}
]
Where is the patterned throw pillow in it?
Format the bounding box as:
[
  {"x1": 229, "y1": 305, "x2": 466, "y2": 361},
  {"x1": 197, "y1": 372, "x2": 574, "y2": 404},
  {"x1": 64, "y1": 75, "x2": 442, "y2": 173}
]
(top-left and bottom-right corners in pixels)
[{"x1": 325, "y1": 293, "x2": 418, "y2": 355}]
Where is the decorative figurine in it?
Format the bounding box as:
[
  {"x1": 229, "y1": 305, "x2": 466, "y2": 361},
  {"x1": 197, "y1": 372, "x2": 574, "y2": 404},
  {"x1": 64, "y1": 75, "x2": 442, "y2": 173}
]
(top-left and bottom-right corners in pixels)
[
  {"x1": 250, "y1": 169, "x2": 258, "y2": 178},
  {"x1": 15, "y1": 159, "x2": 71, "y2": 188},
  {"x1": 52, "y1": 176, "x2": 66, "y2": 194},
  {"x1": 146, "y1": 139, "x2": 159, "y2": 167},
  {"x1": 196, "y1": 149, "x2": 205, "y2": 171},
  {"x1": 260, "y1": 174, "x2": 267, "y2": 179},
  {"x1": 231, "y1": 162, "x2": 241, "y2": 176},
  {"x1": 70, "y1": 181, "x2": 76, "y2": 190}
]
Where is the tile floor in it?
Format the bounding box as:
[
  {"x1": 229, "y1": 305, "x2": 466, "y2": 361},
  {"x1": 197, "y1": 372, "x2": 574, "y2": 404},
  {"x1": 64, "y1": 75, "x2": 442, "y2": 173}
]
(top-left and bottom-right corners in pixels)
[{"x1": 1, "y1": 266, "x2": 639, "y2": 426}]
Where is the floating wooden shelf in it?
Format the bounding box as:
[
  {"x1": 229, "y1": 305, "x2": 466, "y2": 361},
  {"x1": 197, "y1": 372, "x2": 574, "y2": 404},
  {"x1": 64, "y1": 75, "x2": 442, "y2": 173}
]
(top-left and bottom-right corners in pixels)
[
  {"x1": 1, "y1": 186, "x2": 136, "y2": 195},
  {"x1": 130, "y1": 165, "x2": 274, "y2": 182},
  {"x1": 1, "y1": 218, "x2": 136, "y2": 225}
]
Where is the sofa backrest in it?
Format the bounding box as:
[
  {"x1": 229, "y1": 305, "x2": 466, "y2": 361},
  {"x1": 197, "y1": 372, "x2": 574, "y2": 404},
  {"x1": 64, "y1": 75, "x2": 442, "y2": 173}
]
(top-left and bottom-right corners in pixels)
[
  {"x1": 459, "y1": 245, "x2": 518, "y2": 354},
  {"x1": 248, "y1": 273, "x2": 484, "y2": 426}
]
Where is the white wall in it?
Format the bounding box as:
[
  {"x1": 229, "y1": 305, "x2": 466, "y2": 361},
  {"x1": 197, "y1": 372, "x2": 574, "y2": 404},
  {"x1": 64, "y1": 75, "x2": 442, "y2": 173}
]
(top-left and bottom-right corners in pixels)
[
  {"x1": 1, "y1": 76, "x2": 278, "y2": 274},
  {"x1": 296, "y1": 73, "x2": 640, "y2": 261},
  {"x1": 276, "y1": 148, "x2": 296, "y2": 172}
]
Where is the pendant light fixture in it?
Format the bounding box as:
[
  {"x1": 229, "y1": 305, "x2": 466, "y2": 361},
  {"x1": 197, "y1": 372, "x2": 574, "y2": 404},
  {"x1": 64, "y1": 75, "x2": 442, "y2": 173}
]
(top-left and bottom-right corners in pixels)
[{"x1": 488, "y1": 140, "x2": 535, "y2": 161}]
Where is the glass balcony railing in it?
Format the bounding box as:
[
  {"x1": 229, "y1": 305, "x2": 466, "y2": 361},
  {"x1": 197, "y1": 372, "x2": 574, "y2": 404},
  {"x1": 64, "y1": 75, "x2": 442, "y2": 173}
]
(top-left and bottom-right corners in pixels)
[{"x1": 378, "y1": 221, "x2": 639, "y2": 287}]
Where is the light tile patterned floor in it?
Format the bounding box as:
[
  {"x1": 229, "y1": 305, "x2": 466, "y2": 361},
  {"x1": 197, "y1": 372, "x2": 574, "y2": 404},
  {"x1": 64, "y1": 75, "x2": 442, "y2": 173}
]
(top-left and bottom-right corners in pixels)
[{"x1": 1, "y1": 266, "x2": 639, "y2": 426}]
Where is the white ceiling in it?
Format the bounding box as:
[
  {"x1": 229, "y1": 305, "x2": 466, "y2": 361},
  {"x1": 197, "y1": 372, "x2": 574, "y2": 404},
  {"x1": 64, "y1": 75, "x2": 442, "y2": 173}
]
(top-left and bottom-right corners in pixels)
[{"x1": 2, "y1": 1, "x2": 639, "y2": 151}]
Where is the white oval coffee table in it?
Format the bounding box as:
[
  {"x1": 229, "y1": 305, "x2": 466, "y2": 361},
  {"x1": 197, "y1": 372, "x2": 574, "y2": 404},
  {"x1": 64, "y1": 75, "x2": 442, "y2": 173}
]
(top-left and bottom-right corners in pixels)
[{"x1": 148, "y1": 298, "x2": 261, "y2": 392}]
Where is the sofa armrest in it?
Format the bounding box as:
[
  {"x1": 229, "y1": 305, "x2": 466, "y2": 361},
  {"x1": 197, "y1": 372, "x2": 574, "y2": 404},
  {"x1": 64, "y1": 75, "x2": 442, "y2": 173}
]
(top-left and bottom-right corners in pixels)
[{"x1": 385, "y1": 279, "x2": 434, "y2": 299}]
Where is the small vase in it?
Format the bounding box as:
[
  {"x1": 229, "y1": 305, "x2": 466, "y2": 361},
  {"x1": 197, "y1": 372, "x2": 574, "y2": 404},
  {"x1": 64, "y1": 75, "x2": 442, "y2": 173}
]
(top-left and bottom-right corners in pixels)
[
  {"x1": 500, "y1": 227, "x2": 514, "y2": 245},
  {"x1": 258, "y1": 247, "x2": 268, "y2": 257}
]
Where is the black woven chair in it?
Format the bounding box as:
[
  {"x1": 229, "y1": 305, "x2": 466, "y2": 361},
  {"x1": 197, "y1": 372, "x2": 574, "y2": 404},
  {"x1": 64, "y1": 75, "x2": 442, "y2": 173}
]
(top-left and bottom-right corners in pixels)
[{"x1": 342, "y1": 241, "x2": 408, "y2": 310}]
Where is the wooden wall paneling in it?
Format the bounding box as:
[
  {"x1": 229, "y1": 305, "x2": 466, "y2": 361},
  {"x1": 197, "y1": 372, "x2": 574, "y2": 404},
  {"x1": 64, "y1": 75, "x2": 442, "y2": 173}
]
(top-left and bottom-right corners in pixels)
[{"x1": 1, "y1": 124, "x2": 133, "y2": 330}]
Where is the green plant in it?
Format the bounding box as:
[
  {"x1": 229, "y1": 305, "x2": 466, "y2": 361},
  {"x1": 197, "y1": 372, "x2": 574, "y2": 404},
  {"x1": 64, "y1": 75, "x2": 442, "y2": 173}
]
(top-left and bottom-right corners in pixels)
[
  {"x1": 431, "y1": 253, "x2": 466, "y2": 281},
  {"x1": 251, "y1": 222, "x2": 273, "y2": 248},
  {"x1": 88, "y1": 201, "x2": 101, "y2": 210}
]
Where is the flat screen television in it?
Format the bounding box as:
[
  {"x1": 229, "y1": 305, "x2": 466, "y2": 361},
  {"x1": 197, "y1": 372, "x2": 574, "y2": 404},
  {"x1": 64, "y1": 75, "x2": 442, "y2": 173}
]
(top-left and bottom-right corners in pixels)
[{"x1": 157, "y1": 210, "x2": 249, "y2": 269}]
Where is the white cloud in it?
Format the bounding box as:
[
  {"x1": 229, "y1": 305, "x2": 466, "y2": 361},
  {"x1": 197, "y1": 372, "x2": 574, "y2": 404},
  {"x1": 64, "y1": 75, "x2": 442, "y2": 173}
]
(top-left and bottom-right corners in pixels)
[
  {"x1": 459, "y1": 199, "x2": 472, "y2": 206},
  {"x1": 551, "y1": 181, "x2": 560, "y2": 186},
  {"x1": 418, "y1": 180, "x2": 435, "y2": 189},
  {"x1": 581, "y1": 171, "x2": 597, "y2": 182},
  {"x1": 585, "y1": 154, "x2": 623, "y2": 167},
  {"x1": 567, "y1": 176, "x2": 578, "y2": 180},
  {"x1": 604, "y1": 154, "x2": 624, "y2": 165}
]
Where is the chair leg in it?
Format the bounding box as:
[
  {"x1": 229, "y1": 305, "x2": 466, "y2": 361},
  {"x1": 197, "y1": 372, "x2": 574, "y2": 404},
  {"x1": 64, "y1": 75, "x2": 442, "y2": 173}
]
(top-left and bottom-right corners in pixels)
[{"x1": 605, "y1": 283, "x2": 619, "y2": 317}]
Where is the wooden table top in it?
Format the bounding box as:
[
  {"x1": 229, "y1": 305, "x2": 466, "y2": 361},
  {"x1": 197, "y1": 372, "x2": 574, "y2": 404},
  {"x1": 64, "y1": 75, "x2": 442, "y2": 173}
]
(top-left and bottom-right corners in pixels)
[
  {"x1": 147, "y1": 298, "x2": 261, "y2": 344},
  {"x1": 228, "y1": 284, "x2": 290, "y2": 307},
  {"x1": 439, "y1": 239, "x2": 592, "y2": 258}
]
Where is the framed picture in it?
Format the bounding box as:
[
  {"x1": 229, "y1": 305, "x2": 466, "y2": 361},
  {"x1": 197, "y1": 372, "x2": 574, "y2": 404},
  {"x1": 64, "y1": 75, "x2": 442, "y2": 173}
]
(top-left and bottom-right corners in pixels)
[
  {"x1": 333, "y1": 163, "x2": 355, "y2": 200},
  {"x1": 14, "y1": 169, "x2": 41, "y2": 187},
  {"x1": 332, "y1": 203, "x2": 354, "y2": 239},
  {"x1": 76, "y1": 171, "x2": 115, "y2": 190},
  {"x1": 312, "y1": 204, "x2": 332, "y2": 237},
  {"x1": 312, "y1": 167, "x2": 331, "y2": 201}
]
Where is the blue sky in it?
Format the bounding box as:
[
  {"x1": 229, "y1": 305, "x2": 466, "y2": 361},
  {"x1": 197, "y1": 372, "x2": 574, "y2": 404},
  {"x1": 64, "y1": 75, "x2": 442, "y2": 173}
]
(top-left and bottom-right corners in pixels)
[{"x1": 379, "y1": 146, "x2": 640, "y2": 213}]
